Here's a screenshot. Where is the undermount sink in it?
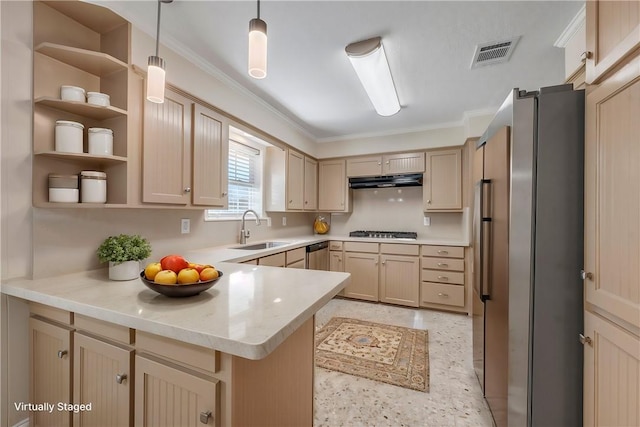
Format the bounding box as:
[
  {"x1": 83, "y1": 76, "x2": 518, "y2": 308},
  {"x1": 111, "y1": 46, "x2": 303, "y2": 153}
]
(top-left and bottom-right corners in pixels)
[{"x1": 232, "y1": 241, "x2": 289, "y2": 250}]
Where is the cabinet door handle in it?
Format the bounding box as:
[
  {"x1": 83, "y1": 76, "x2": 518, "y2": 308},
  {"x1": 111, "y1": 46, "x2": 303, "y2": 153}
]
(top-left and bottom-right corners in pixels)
[
  {"x1": 437, "y1": 250, "x2": 448, "y2": 255},
  {"x1": 437, "y1": 262, "x2": 448, "y2": 267},
  {"x1": 289, "y1": 200, "x2": 293, "y2": 203},
  {"x1": 385, "y1": 161, "x2": 390, "y2": 164},
  {"x1": 580, "y1": 51, "x2": 593, "y2": 62},
  {"x1": 579, "y1": 334, "x2": 592, "y2": 346},
  {"x1": 377, "y1": 162, "x2": 381, "y2": 165},
  {"x1": 57, "y1": 350, "x2": 68, "y2": 359},
  {"x1": 580, "y1": 270, "x2": 593, "y2": 281},
  {"x1": 382, "y1": 260, "x2": 386, "y2": 265},
  {"x1": 184, "y1": 187, "x2": 191, "y2": 193},
  {"x1": 200, "y1": 411, "x2": 212, "y2": 424},
  {"x1": 222, "y1": 191, "x2": 227, "y2": 196},
  {"x1": 115, "y1": 374, "x2": 127, "y2": 384},
  {"x1": 427, "y1": 199, "x2": 431, "y2": 204},
  {"x1": 437, "y1": 292, "x2": 449, "y2": 298},
  {"x1": 437, "y1": 275, "x2": 449, "y2": 280}
]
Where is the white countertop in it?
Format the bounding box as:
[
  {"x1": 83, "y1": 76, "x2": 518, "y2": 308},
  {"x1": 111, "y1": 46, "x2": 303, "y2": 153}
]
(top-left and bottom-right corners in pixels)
[
  {"x1": 1, "y1": 234, "x2": 467, "y2": 360},
  {"x1": 2, "y1": 262, "x2": 349, "y2": 360}
]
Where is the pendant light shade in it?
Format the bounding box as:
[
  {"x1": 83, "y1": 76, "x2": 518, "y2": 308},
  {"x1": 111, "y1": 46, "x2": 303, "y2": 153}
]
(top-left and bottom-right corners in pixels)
[
  {"x1": 147, "y1": 56, "x2": 166, "y2": 103},
  {"x1": 346, "y1": 37, "x2": 400, "y2": 117},
  {"x1": 147, "y1": 0, "x2": 172, "y2": 104},
  {"x1": 248, "y1": 1, "x2": 267, "y2": 79}
]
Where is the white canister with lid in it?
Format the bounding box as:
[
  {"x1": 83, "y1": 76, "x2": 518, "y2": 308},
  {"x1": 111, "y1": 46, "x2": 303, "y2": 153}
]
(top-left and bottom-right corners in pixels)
[
  {"x1": 60, "y1": 85, "x2": 86, "y2": 102},
  {"x1": 48, "y1": 174, "x2": 79, "y2": 203},
  {"x1": 88, "y1": 128, "x2": 113, "y2": 155},
  {"x1": 80, "y1": 171, "x2": 107, "y2": 203},
  {"x1": 86, "y1": 92, "x2": 110, "y2": 107},
  {"x1": 55, "y1": 120, "x2": 84, "y2": 153}
]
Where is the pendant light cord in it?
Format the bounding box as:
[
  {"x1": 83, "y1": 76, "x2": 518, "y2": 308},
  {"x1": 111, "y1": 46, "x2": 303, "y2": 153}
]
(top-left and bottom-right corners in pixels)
[
  {"x1": 155, "y1": 0, "x2": 162, "y2": 57},
  {"x1": 257, "y1": 0, "x2": 260, "y2": 19}
]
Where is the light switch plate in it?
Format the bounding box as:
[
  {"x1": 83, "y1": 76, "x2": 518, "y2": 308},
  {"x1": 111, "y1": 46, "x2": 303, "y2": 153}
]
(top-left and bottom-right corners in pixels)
[
  {"x1": 282, "y1": 216, "x2": 287, "y2": 226},
  {"x1": 181, "y1": 218, "x2": 190, "y2": 234},
  {"x1": 423, "y1": 216, "x2": 431, "y2": 226}
]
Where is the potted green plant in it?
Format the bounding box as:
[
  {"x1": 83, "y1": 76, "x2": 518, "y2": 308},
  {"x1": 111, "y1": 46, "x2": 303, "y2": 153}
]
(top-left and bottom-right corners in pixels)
[{"x1": 97, "y1": 234, "x2": 152, "y2": 281}]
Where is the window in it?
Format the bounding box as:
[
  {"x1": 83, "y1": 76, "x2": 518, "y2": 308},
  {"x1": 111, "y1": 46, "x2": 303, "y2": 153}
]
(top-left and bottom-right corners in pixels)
[{"x1": 205, "y1": 139, "x2": 264, "y2": 220}]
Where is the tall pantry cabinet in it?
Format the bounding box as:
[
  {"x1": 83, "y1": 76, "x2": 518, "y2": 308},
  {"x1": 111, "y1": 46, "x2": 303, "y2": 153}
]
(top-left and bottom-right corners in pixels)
[{"x1": 582, "y1": 2, "x2": 640, "y2": 426}]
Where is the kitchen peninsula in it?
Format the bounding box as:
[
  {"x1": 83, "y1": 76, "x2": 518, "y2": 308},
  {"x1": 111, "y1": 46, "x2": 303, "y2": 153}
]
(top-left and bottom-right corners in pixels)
[{"x1": 2, "y1": 253, "x2": 350, "y2": 427}]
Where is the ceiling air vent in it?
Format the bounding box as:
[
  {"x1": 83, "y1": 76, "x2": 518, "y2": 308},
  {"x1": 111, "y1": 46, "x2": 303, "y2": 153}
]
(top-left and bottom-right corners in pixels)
[{"x1": 470, "y1": 36, "x2": 520, "y2": 69}]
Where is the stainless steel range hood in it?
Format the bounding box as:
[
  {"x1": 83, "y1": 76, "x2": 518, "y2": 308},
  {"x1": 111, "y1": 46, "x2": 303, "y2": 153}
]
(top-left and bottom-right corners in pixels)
[{"x1": 348, "y1": 173, "x2": 423, "y2": 189}]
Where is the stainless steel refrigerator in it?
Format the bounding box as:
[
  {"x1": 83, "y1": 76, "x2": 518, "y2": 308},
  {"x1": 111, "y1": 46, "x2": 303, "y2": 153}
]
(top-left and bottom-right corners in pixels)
[{"x1": 472, "y1": 84, "x2": 584, "y2": 427}]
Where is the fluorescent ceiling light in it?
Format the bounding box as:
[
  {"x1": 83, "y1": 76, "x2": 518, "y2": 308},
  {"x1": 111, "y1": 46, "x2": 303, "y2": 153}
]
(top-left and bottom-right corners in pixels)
[{"x1": 346, "y1": 37, "x2": 400, "y2": 117}]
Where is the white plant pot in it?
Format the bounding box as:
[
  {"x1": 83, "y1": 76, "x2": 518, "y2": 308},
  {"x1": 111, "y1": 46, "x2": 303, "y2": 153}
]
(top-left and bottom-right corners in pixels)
[{"x1": 109, "y1": 260, "x2": 140, "y2": 281}]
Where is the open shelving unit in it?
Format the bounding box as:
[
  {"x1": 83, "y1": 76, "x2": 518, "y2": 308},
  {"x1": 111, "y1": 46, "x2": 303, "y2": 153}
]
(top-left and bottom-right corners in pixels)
[{"x1": 32, "y1": 0, "x2": 131, "y2": 207}]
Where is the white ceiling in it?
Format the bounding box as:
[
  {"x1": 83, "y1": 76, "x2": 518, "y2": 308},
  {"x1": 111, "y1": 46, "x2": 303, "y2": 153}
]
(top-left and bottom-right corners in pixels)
[{"x1": 97, "y1": 1, "x2": 584, "y2": 141}]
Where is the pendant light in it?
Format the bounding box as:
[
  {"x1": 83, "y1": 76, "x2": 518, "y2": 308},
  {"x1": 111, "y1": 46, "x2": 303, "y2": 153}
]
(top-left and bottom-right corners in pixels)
[
  {"x1": 248, "y1": 0, "x2": 267, "y2": 79},
  {"x1": 147, "y1": 0, "x2": 173, "y2": 103}
]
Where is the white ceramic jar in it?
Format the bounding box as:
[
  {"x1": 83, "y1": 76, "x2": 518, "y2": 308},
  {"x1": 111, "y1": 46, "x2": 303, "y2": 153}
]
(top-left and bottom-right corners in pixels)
[
  {"x1": 86, "y1": 92, "x2": 110, "y2": 107},
  {"x1": 80, "y1": 171, "x2": 107, "y2": 203},
  {"x1": 55, "y1": 120, "x2": 84, "y2": 153},
  {"x1": 48, "y1": 174, "x2": 79, "y2": 203},
  {"x1": 88, "y1": 128, "x2": 113, "y2": 155},
  {"x1": 60, "y1": 85, "x2": 86, "y2": 102}
]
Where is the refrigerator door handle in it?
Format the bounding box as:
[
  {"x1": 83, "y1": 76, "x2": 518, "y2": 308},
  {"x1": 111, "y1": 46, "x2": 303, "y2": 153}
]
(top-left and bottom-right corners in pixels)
[{"x1": 481, "y1": 180, "x2": 492, "y2": 300}]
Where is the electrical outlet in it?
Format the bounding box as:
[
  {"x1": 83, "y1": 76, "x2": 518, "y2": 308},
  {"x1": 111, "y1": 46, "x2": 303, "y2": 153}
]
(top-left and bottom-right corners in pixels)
[
  {"x1": 423, "y1": 216, "x2": 431, "y2": 226},
  {"x1": 181, "y1": 218, "x2": 190, "y2": 234},
  {"x1": 282, "y1": 216, "x2": 287, "y2": 226},
  {"x1": 265, "y1": 217, "x2": 272, "y2": 227}
]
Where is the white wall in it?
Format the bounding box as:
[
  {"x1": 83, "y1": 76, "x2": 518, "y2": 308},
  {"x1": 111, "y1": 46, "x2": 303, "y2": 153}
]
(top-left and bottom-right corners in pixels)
[{"x1": 327, "y1": 187, "x2": 467, "y2": 241}]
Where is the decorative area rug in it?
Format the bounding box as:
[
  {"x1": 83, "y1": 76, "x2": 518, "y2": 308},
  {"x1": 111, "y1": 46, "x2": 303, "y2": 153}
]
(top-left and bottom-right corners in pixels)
[{"x1": 315, "y1": 317, "x2": 429, "y2": 392}]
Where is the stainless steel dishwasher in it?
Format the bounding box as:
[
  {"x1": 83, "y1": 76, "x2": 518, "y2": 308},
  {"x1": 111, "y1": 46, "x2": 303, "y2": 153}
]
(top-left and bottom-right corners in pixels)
[{"x1": 306, "y1": 241, "x2": 329, "y2": 270}]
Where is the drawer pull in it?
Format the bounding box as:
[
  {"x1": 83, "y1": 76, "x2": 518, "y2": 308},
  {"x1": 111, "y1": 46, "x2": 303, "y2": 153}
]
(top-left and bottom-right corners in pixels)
[
  {"x1": 437, "y1": 250, "x2": 449, "y2": 254},
  {"x1": 437, "y1": 275, "x2": 449, "y2": 280},
  {"x1": 200, "y1": 411, "x2": 212, "y2": 424},
  {"x1": 57, "y1": 350, "x2": 68, "y2": 359},
  {"x1": 437, "y1": 263, "x2": 449, "y2": 267},
  {"x1": 115, "y1": 374, "x2": 127, "y2": 384},
  {"x1": 437, "y1": 292, "x2": 449, "y2": 298},
  {"x1": 579, "y1": 334, "x2": 593, "y2": 346}
]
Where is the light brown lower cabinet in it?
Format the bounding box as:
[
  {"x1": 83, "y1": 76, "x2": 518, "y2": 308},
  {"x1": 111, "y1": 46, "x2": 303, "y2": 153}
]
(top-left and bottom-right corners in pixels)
[
  {"x1": 329, "y1": 250, "x2": 345, "y2": 296},
  {"x1": 29, "y1": 317, "x2": 74, "y2": 427},
  {"x1": 583, "y1": 311, "x2": 640, "y2": 427},
  {"x1": 343, "y1": 252, "x2": 379, "y2": 302},
  {"x1": 73, "y1": 332, "x2": 133, "y2": 427},
  {"x1": 379, "y1": 254, "x2": 420, "y2": 307},
  {"x1": 135, "y1": 355, "x2": 220, "y2": 426},
  {"x1": 29, "y1": 303, "x2": 315, "y2": 427},
  {"x1": 420, "y1": 245, "x2": 467, "y2": 313},
  {"x1": 258, "y1": 252, "x2": 286, "y2": 267}
]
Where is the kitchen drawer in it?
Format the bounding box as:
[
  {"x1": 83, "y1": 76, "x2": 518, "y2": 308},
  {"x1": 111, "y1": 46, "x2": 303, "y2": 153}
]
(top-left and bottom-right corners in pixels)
[
  {"x1": 286, "y1": 247, "x2": 306, "y2": 264},
  {"x1": 421, "y1": 257, "x2": 464, "y2": 272},
  {"x1": 258, "y1": 252, "x2": 286, "y2": 267},
  {"x1": 344, "y1": 241, "x2": 379, "y2": 253},
  {"x1": 380, "y1": 243, "x2": 419, "y2": 256},
  {"x1": 30, "y1": 301, "x2": 73, "y2": 325},
  {"x1": 137, "y1": 330, "x2": 218, "y2": 375},
  {"x1": 329, "y1": 241, "x2": 343, "y2": 251},
  {"x1": 420, "y1": 282, "x2": 465, "y2": 307},
  {"x1": 421, "y1": 269, "x2": 464, "y2": 285},
  {"x1": 421, "y1": 245, "x2": 464, "y2": 258},
  {"x1": 75, "y1": 314, "x2": 134, "y2": 345}
]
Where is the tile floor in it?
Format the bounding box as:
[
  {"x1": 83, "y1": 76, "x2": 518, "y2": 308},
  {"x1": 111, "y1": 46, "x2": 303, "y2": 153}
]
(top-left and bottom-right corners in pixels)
[{"x1": 313, "y1": 299, "x2": 495, "y2": 427}]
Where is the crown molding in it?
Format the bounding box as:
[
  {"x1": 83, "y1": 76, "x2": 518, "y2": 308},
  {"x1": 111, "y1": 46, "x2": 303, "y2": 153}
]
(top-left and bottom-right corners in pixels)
[{"x1": 554, "y1": 4, "x2": 586, "y2": 48}]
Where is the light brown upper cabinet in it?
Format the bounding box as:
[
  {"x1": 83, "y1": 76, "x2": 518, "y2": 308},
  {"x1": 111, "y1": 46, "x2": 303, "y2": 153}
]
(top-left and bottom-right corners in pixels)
[
  {"x1": 32, "y1": 0, "x2": 131, "y2": 207},
  {"x1": 142, "y1": 88, "x2": 228, "y2": 207},
  {"x1": 346, "y1": 152, "x2": 425, "y2": 177},
  {"x1": 423, "y1": 148, "x2": 463, "y2": 211},
  {"x1": 318, "y1": 159, "x2": 351, "y2": 212},
  {"x1": 585, "y1": 0, "x2": 640, "y2": 84},
  {"x1": 584, "y1": 55, "x2": 640, "y2": 329},
  {"x1": 304, "y1": 156, "x2": 318, "y2": 210},
  {"x1": 265, "y1": 147, "x2": 312, "y2": 211}
]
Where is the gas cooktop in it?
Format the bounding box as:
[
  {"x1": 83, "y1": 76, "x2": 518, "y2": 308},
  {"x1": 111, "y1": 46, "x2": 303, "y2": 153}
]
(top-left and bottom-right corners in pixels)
[{"x1": 349, "y1": 230, "x2": 418, "y2": 239}]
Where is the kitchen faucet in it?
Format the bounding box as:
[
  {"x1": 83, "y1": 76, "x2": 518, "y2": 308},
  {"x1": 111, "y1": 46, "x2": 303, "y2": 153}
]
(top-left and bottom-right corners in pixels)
[{"x1": 240, "y1": 209, "x2": 261, "y2": 244}]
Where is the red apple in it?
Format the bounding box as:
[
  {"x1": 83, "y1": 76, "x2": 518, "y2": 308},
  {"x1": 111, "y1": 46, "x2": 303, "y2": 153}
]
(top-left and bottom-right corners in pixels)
[{"x1": 160, "y1": 254, "x2": 189, "y2": 273}]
